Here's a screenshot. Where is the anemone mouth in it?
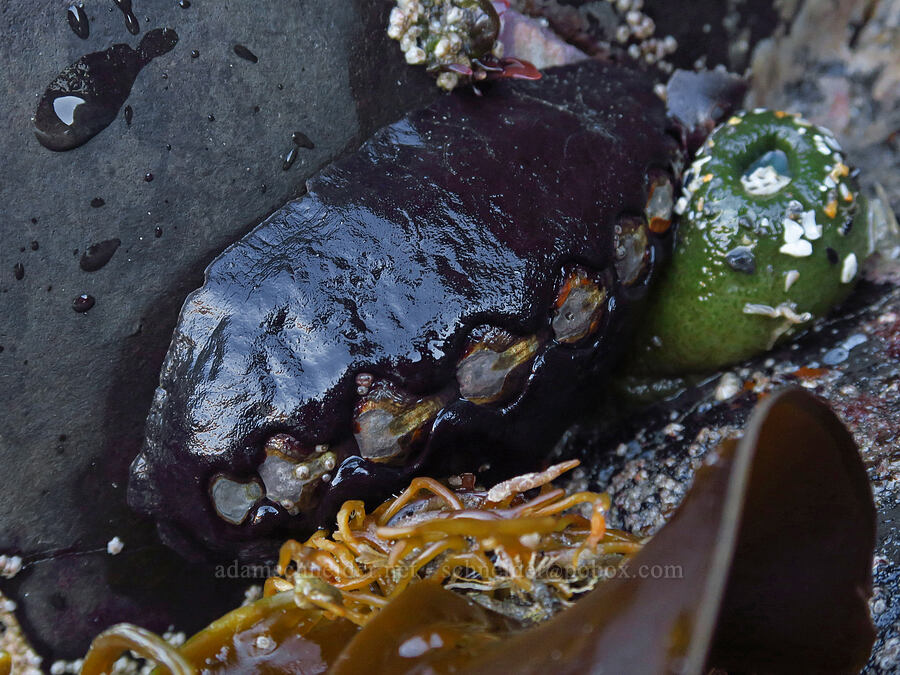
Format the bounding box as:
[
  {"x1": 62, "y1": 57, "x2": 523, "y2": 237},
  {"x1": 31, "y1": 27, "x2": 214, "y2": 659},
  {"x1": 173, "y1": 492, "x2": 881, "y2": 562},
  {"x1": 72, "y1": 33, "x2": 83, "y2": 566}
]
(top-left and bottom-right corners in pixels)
[{"x1": 740, "y1": 147, "x2": 792, "y2": 197}]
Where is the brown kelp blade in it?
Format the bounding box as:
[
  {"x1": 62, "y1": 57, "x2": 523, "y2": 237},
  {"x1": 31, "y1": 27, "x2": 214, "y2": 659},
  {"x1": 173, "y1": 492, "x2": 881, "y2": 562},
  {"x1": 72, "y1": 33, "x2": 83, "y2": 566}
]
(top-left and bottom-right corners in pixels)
[
  {"x1": 461, "y1": 387, "x2": 875, "y2": 674},
  {"x1": 708, "y1": 387, "x2": 876, "y2": 672},
  {"x1": 329, "y1": 581, "x2": 517, "y2": 675}
]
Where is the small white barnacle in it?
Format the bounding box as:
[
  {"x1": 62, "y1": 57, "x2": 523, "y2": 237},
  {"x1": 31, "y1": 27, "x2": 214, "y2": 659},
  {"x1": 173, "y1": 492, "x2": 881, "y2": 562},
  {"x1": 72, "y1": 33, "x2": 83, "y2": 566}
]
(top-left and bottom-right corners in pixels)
[
  {"x1": 841, "y1": 252, "x2": 858, "y2": 283},
  {"x1": 106, "y1": 536, "x2": 124, "y2": 555},
  {"x1": 0, "y1": 553, "x2": 23, "y2": 578},
  {"x1": 404, "y1": 46, "x2": 426, "y2": 65}
]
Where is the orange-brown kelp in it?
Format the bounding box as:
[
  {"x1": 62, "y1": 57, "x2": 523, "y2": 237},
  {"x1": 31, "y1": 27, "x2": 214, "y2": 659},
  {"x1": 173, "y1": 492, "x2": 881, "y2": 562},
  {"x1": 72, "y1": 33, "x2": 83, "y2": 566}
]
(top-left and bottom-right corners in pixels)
[
  {"x1": 81, "y1": 388, "x2": 875, "y2": 674},
  {"x1": 264, "y1": 458, "x2": 640, "y2": 626},
  {"x1": 81, "y1": 459, "x2": 637, "y2": 673}
]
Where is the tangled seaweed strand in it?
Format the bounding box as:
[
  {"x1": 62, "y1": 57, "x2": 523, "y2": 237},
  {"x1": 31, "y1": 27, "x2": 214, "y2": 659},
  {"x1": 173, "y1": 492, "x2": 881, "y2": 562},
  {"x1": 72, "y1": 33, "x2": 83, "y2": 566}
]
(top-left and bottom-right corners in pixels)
[
  {"x1": 80, "y1": 624, "x2": 194, "y2": 675},
  {"x1": 265, "y1": 459, "x2": 642, "y2": 625},
  {"x1": 80, "y1": 460, "x2": 641, "y2": 673}
]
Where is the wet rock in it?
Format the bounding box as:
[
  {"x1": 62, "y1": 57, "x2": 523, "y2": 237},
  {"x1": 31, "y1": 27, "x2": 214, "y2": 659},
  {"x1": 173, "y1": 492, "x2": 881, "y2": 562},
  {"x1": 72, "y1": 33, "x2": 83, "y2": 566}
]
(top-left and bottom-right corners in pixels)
[{"x1": 0, "y1": 0, "x2": 432, "y2": 661}]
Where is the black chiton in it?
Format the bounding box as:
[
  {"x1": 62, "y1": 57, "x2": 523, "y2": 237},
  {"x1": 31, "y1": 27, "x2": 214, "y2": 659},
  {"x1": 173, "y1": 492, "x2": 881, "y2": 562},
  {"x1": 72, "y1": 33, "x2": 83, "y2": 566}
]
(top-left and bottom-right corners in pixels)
[{"x1": 129, "y1": 60, "x2": 682, "y2": 558}]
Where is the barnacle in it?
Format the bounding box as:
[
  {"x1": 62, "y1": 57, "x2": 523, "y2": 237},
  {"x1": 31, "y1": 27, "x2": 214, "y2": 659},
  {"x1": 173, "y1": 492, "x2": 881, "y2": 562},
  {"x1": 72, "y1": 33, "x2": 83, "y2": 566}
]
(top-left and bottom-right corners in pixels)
[
  {"x1": 628, "y1": 109, "x2": 871, "y2": 375},
  {"x1": 387, "y1": 0, "x2": 540, "y2": 89}
]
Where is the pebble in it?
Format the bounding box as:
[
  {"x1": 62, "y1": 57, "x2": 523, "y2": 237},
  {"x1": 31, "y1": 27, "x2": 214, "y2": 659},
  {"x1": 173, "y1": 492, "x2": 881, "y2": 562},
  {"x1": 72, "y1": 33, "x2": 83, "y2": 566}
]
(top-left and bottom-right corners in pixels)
[{"x1": 714, "y1": 372, "x2": 742, "y2": 401}]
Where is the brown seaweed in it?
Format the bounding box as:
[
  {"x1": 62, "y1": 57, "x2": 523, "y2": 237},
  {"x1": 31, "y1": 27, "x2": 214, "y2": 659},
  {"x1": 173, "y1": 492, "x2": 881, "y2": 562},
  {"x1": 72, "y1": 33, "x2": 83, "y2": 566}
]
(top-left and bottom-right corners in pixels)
[
  {"x1": 82, "y1": 388, "x2": 875, "y2": 673},
  {"x1": 460, "y1": 387, "x2": 875, "y2": 673}
]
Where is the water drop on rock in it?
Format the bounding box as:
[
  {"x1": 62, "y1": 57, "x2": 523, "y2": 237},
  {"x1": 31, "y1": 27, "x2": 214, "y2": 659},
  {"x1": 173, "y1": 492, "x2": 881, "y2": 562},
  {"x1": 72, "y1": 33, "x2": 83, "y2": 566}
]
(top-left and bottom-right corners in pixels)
[
  {"x1": 67, "y1": 3, "x2": 90, "y2": 39},
  {"x1": 282, "y1": 146, "x2": 297, "y2": 171},
  {"x1": 73, "y1": 294, "x2": 95, "y2": 312},
  {"x1": 33, "y1": 28, "x2": 178, "y2": 151},
  {"x1": 291, "y1": 131, "x2": 315, "y2": 149},
  {"x1": 13, "y1": 263, "x2": 24, "y2": 281},
  {"x1": 80, "y1": 238, "x2": 121, "y2": 272},
  {"x1": 233, "y1": 44, "x2": 258, "y2": 63},
  {"x1": 112, "y1": 0, "x2": 140, "y2": 35}
]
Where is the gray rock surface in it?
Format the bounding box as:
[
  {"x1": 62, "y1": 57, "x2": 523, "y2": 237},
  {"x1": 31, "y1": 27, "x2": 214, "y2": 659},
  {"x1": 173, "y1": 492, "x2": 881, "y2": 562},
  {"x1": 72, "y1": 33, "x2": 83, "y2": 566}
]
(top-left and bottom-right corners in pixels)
[{"x1": 0, "y1": 0, "x2": 433, "y2": 660}]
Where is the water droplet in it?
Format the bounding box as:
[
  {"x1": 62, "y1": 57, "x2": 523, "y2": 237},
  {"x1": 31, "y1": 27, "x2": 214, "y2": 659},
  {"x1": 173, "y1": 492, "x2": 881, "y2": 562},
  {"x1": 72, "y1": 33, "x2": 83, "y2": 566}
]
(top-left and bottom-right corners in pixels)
[
  {"x1": 282, "y1": 146, "x2": 297, "y2": 171},
  {"x1": 113, "y1": 0, "x2": 140, "y2": 35},
  {"x1": 67, "y1": 3, "x2": 90, "y2": 39},
  {"x1": 260, "y1": 184, "x2": 267, "y2": 194},
  {"x1": 165, "y1": 143, "x2": 172, "y2": 151},
  {"x1": 90, "y1": 197, "x2": 105, "y2": 208},
  {"x1": 73, "y1": 294, "x2": 95, "y2": 312},
  {"x1": 277, "y1": 83, "x2": 284, "y2": 90},
  {"x1": 291, "y1": 131, "x2": 315, "y2": 149},
  {"x1": 233, "y1": 44, "x2": 258, "y2": 63},
  {"x1": 190, "y1": 49, "x2": 199, "y2": 58},
  {"x1": 34, "y1": 28, "x2": 178, "y2": 151},
  {"x1": 30, "y1": 241, "x2": 39, "y2": 251},
  {"x1": 80, "y1": 239, "x2": 121, "y2": 272},
  {"x1": 13, "y1": 263, "x2": 24, "y2": 281},
  {"x1": 144, "y1": 172, "x2": 154, "y2": 182},
  {"x1": 207, "y1": 113, "x2": 215, "y2": 122},
  {"x1": 178, "y1": 0, "x2": 191, "y2": 7},
  {"x1": 154, "y1": 226, "x2": 163, "y2": 238}
]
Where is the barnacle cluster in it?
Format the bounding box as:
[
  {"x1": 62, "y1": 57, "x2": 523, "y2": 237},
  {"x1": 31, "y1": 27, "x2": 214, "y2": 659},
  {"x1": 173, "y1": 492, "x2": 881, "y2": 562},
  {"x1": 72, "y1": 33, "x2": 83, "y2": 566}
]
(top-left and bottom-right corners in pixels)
[
  {"x1": 629, "y1": 109, "x2": 870, "y2": 375},
  {"x1": 387, "y1": 0, "x2": 540, "y2": 90},
  {"x1": 512, "y1": 0, "x2": 678, "y2": 70},
  {"x1": 0, "y1": 591, "x2": 41, "y2": 675},
  {"x1": 265, "y1": 459, "x2": 641, "y2": 625}
]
